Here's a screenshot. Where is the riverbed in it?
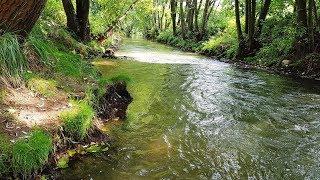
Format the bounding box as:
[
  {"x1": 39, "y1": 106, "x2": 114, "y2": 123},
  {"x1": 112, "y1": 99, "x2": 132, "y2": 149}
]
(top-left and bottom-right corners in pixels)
[{"x1": 60, "y1": 39, "x2": 320, "y2": 179}]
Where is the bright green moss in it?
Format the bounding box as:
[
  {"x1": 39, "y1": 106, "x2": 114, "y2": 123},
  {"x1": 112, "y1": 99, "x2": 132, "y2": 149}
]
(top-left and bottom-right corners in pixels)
[
  {"x1": 60, "y1": 101, "x2": 95, "y2": 140},
  {"x1": 12, "y1": 130, "x2": 52, "y2": 175},
  {"x1": 27, "y1": 78, "x2": 58, "y2": 97}
]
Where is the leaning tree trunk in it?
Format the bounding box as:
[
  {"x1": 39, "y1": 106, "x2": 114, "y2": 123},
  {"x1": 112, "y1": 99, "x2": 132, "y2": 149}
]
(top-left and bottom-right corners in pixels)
[{"x1": 0, "y1": 0, "x2": 47, "y2": 38}]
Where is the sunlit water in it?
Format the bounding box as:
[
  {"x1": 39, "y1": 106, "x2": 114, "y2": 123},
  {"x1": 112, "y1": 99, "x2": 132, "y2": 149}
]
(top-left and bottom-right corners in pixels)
[{"x1": 60, "y1": 39, "x2": 320, "y2": 179}]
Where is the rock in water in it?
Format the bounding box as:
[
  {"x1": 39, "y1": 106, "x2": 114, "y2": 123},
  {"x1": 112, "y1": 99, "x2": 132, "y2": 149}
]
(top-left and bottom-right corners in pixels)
[
  {"x1": 102, "y1": 49, "x2": 116, "y2": 58},
  {"x1": 97, "y1": 81, "x2": 133, "y2": 120}
]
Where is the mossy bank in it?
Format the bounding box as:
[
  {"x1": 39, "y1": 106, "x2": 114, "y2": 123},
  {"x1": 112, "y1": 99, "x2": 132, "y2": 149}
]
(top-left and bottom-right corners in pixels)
[{"x1": 0, "y1": 6, "x2": 131, "y2": 179}]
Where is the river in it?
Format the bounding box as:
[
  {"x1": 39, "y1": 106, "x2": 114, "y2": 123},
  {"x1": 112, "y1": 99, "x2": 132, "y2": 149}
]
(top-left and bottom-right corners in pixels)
[{"x1": 60, "y1": 39, "x2": 320, "y2": 179}]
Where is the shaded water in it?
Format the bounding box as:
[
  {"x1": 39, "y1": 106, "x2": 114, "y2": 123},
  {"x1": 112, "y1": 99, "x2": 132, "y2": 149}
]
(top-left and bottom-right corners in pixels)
[{"x1": 61, "y1": 39, "x2": 320, "y2": 179}]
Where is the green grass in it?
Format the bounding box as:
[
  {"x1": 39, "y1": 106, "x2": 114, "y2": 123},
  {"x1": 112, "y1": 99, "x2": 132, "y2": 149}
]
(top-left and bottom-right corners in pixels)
[
  {"x1": 12, "y1": 130, "x2": 52, "y2": 175},
  {"x1": 99, "y1": 74, "x2": 132, "y2": 86},
  {"x1": 60, "y1": 100, "x2": 95, "y2": 140},
  {"x1": 28, "y1": 23, "x2": 99, "y2": 80},
  {"x1": 0, "y1": 33, "x2": 27, "y2": 85},
  {"x1": 0, "y1": 134, "x2": 12, "y2": 175}
]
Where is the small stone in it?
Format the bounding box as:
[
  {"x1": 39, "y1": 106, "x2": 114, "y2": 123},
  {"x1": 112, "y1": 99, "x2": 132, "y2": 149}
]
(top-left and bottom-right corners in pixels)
[
  {"x1": 7, "y1": 108, "x2": 16, "y2": 114},
  {"x1": 282, "y1": 60, "x2": 291, "y2": 66}
]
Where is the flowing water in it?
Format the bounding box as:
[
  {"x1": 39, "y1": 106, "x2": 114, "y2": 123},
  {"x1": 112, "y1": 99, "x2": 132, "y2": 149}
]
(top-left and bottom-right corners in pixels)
[{"x1": 60, "y1": 39, "x2": 320, "y2": 179}]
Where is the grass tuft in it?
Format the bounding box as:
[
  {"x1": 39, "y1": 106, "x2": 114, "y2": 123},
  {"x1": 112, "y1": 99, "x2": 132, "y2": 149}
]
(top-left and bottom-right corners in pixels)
[
  {"x1": 60, "y1": 101, "x2": 95, "y2": 140},
  {"x1": 0, "y1": 134, "x2": 12, "y2": 175},
  {"x1": 0, "y1": 33, "x2": 27, "y2": 86},
  {"x1": 12, "y1": 130, "x2": 52, "y2": 175}
]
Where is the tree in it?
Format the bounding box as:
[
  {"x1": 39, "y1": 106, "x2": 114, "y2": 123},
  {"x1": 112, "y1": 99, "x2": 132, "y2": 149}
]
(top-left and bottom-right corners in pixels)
[
  {"x1": 293, "y1": 0, "x2": 319, "y2": 56},
  {"x1": 235, "y1": 0, "x2": 272, "y2": 58},
  {"x1": 62, "y1": 0, "x2": 90, "y2": 41},
  {"x1": 199, "y1": 0, "x2": 216, "y2": 40},
  {"x1": 170, "y1": 0, "x2": 178, "y2": 35},
  {"x1": 0, "y1": 0, "x2": 47, "y2": 38}
]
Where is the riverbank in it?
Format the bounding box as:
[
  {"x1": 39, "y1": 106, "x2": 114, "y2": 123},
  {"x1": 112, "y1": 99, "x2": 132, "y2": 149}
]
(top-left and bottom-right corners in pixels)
[
  {"x1": 155, "y1": 31, "x2": 320, "y2": 81},
  {"x1": 0, "y1": 16, "x2": 132, "y2": 178}
]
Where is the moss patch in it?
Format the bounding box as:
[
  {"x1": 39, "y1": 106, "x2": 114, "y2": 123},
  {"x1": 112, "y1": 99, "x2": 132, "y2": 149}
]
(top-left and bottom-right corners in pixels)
[
  {"x1": 27, "y1": 78, "x2": 58, "y2": 97},
  {"x1": 12, "y1": 130, "x2": 52, "y2": 175},
  {"x1": 60, "y1": 101, "x2": 95, "y2": 140}
]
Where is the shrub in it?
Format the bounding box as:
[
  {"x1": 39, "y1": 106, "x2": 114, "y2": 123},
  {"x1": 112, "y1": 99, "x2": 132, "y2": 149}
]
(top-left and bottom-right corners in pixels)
[
  {"x1": 157, "y1": 30, "x2": 203, "y2": 52},
  {"x1": 253, "y1": 15, "x2": 296, "y2": 66},
  {"x1": 201, "y1": 19, "x2": 238, "y2": 58},
  {"x1": 60, "y1": 101, "x2": 95, "y2": 140},
  {"x1": 12, "y1": 130, "x2": 52, "y2": 175}
]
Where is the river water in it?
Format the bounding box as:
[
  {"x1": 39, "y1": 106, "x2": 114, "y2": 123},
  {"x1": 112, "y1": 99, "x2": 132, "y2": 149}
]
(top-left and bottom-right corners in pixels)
[{"x1": 60, "y1": 39, "x2": 320, "y2": 179}]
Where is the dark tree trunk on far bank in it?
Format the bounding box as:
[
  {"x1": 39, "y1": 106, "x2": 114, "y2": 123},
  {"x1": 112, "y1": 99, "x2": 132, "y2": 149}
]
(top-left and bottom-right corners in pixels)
[
  {"x1": 62, "y1": 0, "x2": 90, "y2": 41},
  {"x1": 76, "y1": 0, "x2": 90, "y2": 41},
  {"x1": 0, "y1": 0, "x2": 47, "y2": 38},
  {"x1": 62, "y1": 0, "x2": 79, "y2": 35},
  {"x1": 170, "y1": 0, "x2": 178, "y2": 35}
]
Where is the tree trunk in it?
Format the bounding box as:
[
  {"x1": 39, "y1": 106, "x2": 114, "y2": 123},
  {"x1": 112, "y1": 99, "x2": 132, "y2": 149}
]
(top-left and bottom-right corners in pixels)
[
  {"x1": 308, "y1": 0, "x2": 315, "y2": 51},
  {"x1": 180, "y1": 0, "x2": 186, "y2": 39},
  {"x1": 255, "y1": 0, "x2": 271, "y2": 38},
  {"x1": 296, "y1": 0, "x2": 308, "y2": 28},
  {"x1": 76, "y1": 0, "x2": 90, "y2": 41},
  {"x1": 235, "y1": 0, "x2": 245, "y2": 58},
  {"x1": 248, "y1": 0, "x2": 256, "y2": 50},
  {"x1": 200, "y1": 0, "x2": 210, "y2": 39},
  {"x1": 194, "y1": 0, "x2": 203, "y2": 33},
  {"x1": 245, "y1": 0, "x2": 249, "y2": 34},
  {"x1": 160, "y1": 4, "x2": 166, "y2": 30},
  {"x1": 295, "y1": 0, "x2": 309, "y2": 56},
  {"x1": 62, "y1": 0, "x2": 79, "y2": 35},
  {"x1": 0, "y1": 0, "x2": 47, "y2": 38},
  {"x1": 313, "y1": 0, "x2": 319, "y2": 29},
  {"x1": 170, "y1": 0, "x2": 178, "y2": 35},
  {"x1": 186, "y1": 0, "x2": 193, "y2": 32}
]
